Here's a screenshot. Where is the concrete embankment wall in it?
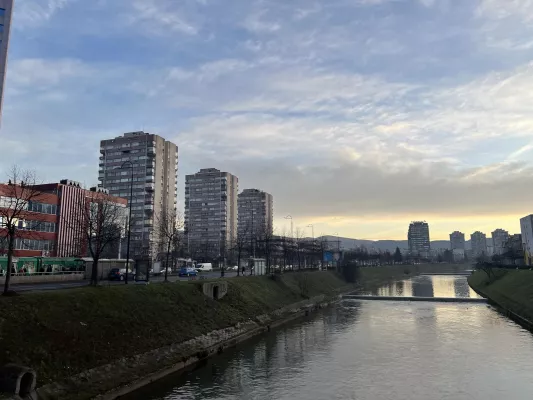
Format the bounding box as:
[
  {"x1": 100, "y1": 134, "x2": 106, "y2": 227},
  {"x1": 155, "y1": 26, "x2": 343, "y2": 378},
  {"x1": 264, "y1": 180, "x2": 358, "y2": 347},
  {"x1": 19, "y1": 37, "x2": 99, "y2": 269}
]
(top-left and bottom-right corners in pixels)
[
  {"x1": 38, "y1": 294, "x2": 335, "y2": 400},
  {"x1": 0, "y1": 271, "x2": 353, "y2": 400},
  {"x1": 468, "y1": 269, "x2": 533, "y2": 331},
  {"x1": 0, "y1": 273, "x2": 85, "y2": 285}
]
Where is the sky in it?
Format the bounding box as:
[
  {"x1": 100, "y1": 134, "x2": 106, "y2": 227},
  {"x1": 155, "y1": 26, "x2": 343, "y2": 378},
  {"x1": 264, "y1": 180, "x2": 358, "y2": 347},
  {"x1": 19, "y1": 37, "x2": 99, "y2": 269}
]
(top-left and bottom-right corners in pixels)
[{"x1": 2, "y1": 0, "x2": 533, "y2": 241}]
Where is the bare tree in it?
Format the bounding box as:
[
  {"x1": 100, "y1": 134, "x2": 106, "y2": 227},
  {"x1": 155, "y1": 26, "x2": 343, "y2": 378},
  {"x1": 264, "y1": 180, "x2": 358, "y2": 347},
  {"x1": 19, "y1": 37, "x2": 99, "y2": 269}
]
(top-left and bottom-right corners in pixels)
[
  {"x1": 257, "y1": 226, "x2": 276, "y2": 274},
  {"x1": 62, "y1": 188, "x2": 126, "y2": 286},
  {"x1": 0, "y1": 167, "x2": 47, "y2": 294},
  {"x1": 231, "y1": 224, "x2": 250, "y2": 277},
  {"x1": 279, "y1": 228, "x2": 295, "y2": 271},
  {"x1": 294, "y1": 228, "x2": 307, "y2": 270},
  {"x1": 156, "y1": 210, "x2": 184, "y2": 282}
]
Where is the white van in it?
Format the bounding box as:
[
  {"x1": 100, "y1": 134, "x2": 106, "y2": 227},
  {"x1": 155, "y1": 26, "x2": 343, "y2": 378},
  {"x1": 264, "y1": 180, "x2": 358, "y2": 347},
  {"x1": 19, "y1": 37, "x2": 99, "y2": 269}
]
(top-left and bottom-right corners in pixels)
[{"x1": 196, "y1": 263, "x2": 213, "y2": 272}]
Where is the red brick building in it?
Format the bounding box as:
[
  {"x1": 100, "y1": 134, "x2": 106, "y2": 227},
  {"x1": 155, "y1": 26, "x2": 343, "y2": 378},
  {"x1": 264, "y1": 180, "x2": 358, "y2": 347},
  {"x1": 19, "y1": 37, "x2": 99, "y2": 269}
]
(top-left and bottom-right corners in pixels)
[
  {"x1": 0, "y1": 179, "x2": 127, "y2": 257},
  {"x1": 0, "y1": 184, "x2": 58, "y2": 257}
]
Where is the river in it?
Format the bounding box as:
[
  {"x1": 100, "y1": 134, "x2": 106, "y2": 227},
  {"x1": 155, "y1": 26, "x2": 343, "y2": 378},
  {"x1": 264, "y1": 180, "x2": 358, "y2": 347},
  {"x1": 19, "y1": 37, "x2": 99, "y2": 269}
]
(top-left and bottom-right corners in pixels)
[{"x1": 124, "y1": 275, "x2": 533, "y2": 400}]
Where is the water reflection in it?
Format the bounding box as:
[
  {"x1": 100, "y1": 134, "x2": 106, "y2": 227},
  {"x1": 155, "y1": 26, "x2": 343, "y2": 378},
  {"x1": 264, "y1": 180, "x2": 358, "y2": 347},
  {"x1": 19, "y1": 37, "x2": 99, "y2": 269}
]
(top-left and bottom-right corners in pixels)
[
  {"x1": 373, "y1": 275, "x2": 480, "y2": 299},
  {"x1": 126, "y1": 295, "x2": 533, "y2": 400}
]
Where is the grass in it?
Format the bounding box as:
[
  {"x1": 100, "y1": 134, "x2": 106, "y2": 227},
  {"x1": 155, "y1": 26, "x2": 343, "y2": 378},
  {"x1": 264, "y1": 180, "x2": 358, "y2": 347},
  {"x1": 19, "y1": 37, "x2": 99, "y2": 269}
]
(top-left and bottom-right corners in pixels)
[
  {"x1": 468, "y1": 268, "x2": 533, "y2": 322},
  {"x1": 0, "y1": 271, "x2": 350, "y2": 386}
]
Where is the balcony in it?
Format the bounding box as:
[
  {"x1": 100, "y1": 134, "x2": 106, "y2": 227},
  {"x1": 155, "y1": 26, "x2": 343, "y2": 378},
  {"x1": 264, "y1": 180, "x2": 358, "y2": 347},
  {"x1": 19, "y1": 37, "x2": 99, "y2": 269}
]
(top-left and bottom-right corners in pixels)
[
  {"x1": 145, "y1": 183, "x2": 155, "y2": 192},
  {"x1": 100, "y1": 148, "x2": 105, "y2": 154}
]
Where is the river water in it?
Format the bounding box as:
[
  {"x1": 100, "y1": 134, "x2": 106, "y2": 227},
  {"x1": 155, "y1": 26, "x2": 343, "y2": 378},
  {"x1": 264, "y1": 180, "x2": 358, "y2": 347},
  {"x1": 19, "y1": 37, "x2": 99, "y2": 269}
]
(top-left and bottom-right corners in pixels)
[{"x1": 126, "y1": 275, "x2": 533, "y2": 400}]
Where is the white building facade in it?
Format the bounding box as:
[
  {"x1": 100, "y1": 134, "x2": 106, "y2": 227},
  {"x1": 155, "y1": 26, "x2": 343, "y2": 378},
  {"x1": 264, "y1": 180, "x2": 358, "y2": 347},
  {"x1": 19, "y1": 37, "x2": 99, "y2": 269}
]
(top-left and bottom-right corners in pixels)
[
  {"x1": 0, "y1": 0, "x2": 13, "y2": 123},
  {"x1": 520, "y1": 215, "x2": 533, "y2": 265}
]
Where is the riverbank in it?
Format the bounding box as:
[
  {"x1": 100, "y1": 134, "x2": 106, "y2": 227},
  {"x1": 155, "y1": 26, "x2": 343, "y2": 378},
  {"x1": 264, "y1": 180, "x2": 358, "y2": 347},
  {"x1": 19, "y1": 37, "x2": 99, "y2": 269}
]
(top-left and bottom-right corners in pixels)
[
  {"x1": 468, "y1": 269, "x2": 533, "y2": 328},
  {"x1": 0, "y1": 271, "x2": 352, "y2": 399}
]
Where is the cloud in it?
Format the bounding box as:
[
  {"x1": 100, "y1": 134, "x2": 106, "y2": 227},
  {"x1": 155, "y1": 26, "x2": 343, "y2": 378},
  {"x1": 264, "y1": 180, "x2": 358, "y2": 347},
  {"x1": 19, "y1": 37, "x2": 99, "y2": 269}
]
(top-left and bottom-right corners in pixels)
[
  {"x1": 126, "y1": 0, "x2": 202, "y2": 36},
  {"x1": 6, "y1": 0, "x2": 533, "y2": 239},
  {"x1": 15, "y1": 0, "x2": 75, "y2": 28}
]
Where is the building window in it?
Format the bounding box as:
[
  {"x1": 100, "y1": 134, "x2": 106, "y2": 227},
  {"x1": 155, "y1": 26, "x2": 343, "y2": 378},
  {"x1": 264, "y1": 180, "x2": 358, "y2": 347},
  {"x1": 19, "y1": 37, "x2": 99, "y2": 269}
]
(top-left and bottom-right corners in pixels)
[{"x1": 0, "y1": 9, "x2": 5, "y2": 17}]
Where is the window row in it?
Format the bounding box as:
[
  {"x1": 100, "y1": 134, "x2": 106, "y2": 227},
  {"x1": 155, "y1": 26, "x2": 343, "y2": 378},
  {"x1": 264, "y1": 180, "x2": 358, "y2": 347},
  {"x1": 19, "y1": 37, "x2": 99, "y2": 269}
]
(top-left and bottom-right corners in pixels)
[
  {"x1": 28, "y1": 201, "x2": 57, "y2": 215},
  {"x1": 17, "y1": 220, "x2": 56, "y2": 233},
  {"x1": 14, "y1": 238, "x2": 54, "y2": 251}
]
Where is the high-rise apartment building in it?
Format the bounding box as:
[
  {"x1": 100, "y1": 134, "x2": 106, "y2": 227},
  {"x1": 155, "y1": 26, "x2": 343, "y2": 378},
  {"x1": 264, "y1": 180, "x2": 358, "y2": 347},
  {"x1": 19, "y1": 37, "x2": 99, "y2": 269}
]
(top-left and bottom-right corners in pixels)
[
  {"x1": 0, "y1": 0, "x2": 13, "y2": 122},
  {"x1": 491, "y1": 229, "x2": 509, "y2": 256},
  {"x1": 408, "y1": 221, "x2": 430, "y2": 255},
  {"x1": 237, "y1": 189, "x2": 273, "y2": 242},
  {"x1": 470, "y1": 231, "x2": 487, "y2": 258},
  {"x1": 185, "y1": 168, "x2": 238, "y2": 259},
  {"x1": 449, "y1": 231, "x2": 465, "y2": 250},
  {"x1": 98, "y1": 132, "x2": 178, "y2": 257}
]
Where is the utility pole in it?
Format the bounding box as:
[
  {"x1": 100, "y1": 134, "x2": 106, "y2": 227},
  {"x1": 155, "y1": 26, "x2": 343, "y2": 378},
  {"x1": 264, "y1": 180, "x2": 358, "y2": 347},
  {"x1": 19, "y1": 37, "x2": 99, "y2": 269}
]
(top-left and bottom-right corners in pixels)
[
  {"x1": 284, "y1": 215, "x2": 293, "y2": 238},
  {"x1": 120, "y1": 161, "x2": 134, "y2": 284}
]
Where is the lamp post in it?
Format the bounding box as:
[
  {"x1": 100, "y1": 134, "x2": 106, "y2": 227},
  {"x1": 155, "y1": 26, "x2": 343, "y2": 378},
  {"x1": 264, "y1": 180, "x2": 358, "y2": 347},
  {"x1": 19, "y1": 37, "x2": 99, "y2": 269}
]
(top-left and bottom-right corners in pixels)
[
  {"x1": 307, "y1": 224, "x2": 314, "y2": 240},
  {"x1": 247, "y1": 201, "x2": 256, "y2": 259},
  {"x1": 120, "y1": 161, "x2": 134, "y2": 285},
  {"x1": 333, "y1": 231, "x2": 340, "y2": 272},
  {"x1": 284, "y1": 215, "x2": 293, "y2": 238}
]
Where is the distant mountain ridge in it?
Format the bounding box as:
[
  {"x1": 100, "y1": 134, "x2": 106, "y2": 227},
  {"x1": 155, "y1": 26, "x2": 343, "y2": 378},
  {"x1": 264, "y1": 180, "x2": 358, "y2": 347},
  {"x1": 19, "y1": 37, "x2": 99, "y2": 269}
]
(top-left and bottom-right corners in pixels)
[{"x1": 319, "y1": 236, "x2": 467, "y2": 252}]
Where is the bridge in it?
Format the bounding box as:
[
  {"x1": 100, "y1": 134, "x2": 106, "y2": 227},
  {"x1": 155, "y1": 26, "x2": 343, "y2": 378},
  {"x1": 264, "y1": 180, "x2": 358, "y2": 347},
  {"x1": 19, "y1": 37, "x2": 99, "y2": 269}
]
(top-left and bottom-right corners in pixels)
[
  {"x1": 342, "y1": 294, "x2": 487, "y2": 303},
  {"x1": 419, "y1": 272, "x2": 473, "y2": 276}
]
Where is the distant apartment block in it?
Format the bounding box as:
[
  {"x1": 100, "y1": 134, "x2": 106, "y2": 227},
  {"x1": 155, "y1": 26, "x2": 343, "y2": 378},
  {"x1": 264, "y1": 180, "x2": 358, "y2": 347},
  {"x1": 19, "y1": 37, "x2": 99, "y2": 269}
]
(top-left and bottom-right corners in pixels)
[
  {"x1": 449, "y1": 231, "x2": 465, "y2": 250},
  {"x1": 408, "y1": 221, "x2": 430, "y2": 255},
  {"x1": 520, "y1": 215, "x2": 533, "y2": 265},
  {"x1": 452, "y1": 249, "x2": 465, "y2": 262},
  {"x1": 470, "y1": 231, "x2": 487, "y2": 258},
  {"x1": 185, "y1": 168, "x2": 238, "y2": 259},
  {"x1": 237, "y1": 189, "x2": 273, "y2": 241},
  {"x1": 491, "y1": 229, "x2": 509, "y2": 256},
  {"x1": 0, "y1": 0, "x2": 13, "y2": 122},
  {"x1": 98, "y1": 132, "x2": 178, "y2": 258}
]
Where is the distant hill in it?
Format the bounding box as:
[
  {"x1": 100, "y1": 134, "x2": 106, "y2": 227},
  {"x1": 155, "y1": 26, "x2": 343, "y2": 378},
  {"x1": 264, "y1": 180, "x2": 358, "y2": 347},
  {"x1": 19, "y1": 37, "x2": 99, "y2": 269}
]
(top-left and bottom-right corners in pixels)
[{"x1": 319, "y1": 236, "x2": 467, "y2": 252}]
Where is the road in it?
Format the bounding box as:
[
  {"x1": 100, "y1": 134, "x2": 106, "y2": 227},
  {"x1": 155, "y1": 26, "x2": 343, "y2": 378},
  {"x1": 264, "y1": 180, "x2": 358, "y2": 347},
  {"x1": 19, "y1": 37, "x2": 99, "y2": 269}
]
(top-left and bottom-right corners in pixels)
[{"x1": 11, "y1": 271, "x2": 240, "y2": 292}]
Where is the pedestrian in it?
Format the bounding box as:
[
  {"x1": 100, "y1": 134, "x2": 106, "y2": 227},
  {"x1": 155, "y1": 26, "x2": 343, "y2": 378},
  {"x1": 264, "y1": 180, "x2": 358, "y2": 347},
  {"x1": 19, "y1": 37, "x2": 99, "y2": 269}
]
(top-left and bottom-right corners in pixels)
[{"x1": 242, "y1": 266, "x2": 246, "y2": 276}]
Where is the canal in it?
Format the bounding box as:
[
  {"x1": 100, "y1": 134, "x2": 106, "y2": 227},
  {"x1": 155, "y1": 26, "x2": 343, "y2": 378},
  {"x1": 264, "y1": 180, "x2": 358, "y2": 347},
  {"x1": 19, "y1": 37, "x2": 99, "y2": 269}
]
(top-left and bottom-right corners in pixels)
[{"x1": 124, "y1": 275, "x2": 533, "y2": 400}]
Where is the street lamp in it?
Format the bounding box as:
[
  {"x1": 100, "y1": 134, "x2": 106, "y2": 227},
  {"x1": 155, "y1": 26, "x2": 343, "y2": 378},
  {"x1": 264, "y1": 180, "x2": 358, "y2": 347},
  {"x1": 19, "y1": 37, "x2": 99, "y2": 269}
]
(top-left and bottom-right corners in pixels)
[
  {"x1": 284, "y1": 215, "x2": 293, "y2": 238},
  {"x1": 247, "y1": 201, "x2": 256, "y2": 259},
  {"x1": 333, "y1": 232, "x2": 340, "y2": 271},
  {"x1": 120, "y1": 161, "x2": 134, "y2": 285},
  {"x1": 307, "y1": 224, "x2": 314, "y2": 240}
]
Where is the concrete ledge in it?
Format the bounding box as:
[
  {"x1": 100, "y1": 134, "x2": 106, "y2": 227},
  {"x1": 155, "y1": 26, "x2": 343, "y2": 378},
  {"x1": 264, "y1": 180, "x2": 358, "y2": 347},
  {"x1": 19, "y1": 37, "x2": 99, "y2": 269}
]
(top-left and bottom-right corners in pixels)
[
  {"x1": 419, "y1": 273, "x2": 472, "y2": 276},
  {"x1": 342, "y1": 295, "x2": 487, "y2": 303},
  {"x1": 0, "y1": 274, "x2": 85, "y2": 285},
  {"x1": 35, "y1": 293, "x2": 344, "y2": 400}
]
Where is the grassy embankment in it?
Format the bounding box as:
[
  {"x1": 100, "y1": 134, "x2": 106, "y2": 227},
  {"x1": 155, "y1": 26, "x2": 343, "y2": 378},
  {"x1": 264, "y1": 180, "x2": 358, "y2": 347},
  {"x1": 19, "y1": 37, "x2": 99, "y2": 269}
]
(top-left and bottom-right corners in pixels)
[
  {"x1": 0, "y1": 271, "x2": 351, "y2": 387},
  {"x1": 468, "y1": 269, "x2": 533, "y2": 322}
]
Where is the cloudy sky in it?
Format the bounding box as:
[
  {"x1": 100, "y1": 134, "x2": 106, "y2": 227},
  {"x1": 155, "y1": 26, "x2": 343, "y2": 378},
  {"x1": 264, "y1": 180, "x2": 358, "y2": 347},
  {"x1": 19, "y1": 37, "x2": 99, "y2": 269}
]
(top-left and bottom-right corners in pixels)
[{"x1": 2, "y1": 0, "x2": 533, "y2": 240}]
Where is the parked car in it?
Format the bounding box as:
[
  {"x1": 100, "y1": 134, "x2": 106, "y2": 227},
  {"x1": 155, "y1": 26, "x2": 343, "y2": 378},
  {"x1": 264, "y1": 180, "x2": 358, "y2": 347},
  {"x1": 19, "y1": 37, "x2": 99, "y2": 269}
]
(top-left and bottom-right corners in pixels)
[
  {"x1": 108, "y1": 268, "x2": 135, "y2": 281},
  {"x1": 228, "y1": 265, "x2": 239, "y2": 271},
  {"x1": 179, "y1": 267, "x2": 197, "y2": 277},
  {"x1": 196, "y1": 263, "x2": 213, "y2": 272}
]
